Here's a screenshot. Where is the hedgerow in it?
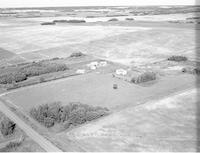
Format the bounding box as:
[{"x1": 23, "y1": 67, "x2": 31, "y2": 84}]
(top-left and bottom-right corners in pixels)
[
  {"x1": 167, "y1": 56, "x2": 188, "y2": 62},
  {"x1": 0, "y1": 61, "x2": 68, "y2": 84}
]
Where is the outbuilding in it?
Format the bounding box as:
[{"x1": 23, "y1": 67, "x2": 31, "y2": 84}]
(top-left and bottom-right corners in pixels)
[
  {"x1": 115, "y1": 69, "x2": 127, "y2": 76},
  {"x1": 76, "y1": 69, "x2": 86, "y2": 74}
]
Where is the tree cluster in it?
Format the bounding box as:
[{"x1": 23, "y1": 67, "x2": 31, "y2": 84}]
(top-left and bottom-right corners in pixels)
[
  {"x1": 0, "y1": 118, "x2": 16, "y2": 137},
  {"x1": 20, "y1": 62, "x2": 68, "y2": 77},
  {"x1": 131, "y1": 72, "x2": 156, "y2": 84},
  {"x1": 0, "y1": 61, "x2": 68, "y2": 84},
  {"x1": 108, "y1": 18, "x2": 119, "y2": 22},
  {"x1": 30, "y1": 102, "x2": 109, "y2": 128},
  {"x1": 167, "y1": 56, "x2": 188, "y2": 62},
  {"x1": 69, "y1": 52, "x2": 85, "y2": 58},
  {"x1": 53, "y1": 20, "x2": 86, "y2": 23},
  {"x1": 0, "y1": 72, "x2": 27, "y2": 84}
]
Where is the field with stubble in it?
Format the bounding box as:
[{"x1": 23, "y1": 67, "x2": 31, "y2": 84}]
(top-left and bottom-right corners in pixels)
[{"x1": 0, "y1": 6, "x2": 199, "y2": 152}]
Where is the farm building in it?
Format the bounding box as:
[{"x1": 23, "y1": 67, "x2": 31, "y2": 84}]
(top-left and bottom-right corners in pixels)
[
  {"x1": 115, "y1": 69, "x2": 127, "y2": 76},
  {"x1": 76, "y1": 69, "x2": 86, "y2": 74},
  {"x1": 114, "y1": 70, "x2": 156, "y2": 84},
  {"x1": 87, "y1": 61, "x2": 107, "y2": 70}
]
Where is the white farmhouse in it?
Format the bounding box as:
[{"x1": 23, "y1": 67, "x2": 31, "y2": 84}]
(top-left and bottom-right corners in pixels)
[
  {"x1": 115, "y1": 69, "x2": 127, "y2": 76},
  {"x1": 87, "y1": 61, "x2": 99, "y2": 70}
]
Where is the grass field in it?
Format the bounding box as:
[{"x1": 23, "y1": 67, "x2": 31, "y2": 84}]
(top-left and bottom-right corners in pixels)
[
  {"x1": 0, "y1": 7, "x2": 199, "y2": 151},
  {"x1": 59, "y1": 88, "x2": 198, "y2": 152},
  {"x1": 2, "y1": 72, "x2": 197, "y2": 111},
  {"x1": 0, "y1": 16, "x2": 196, "y2": 66},
  {"x1": 0, "y1": 48, "x2": 15, "y2": 60}
]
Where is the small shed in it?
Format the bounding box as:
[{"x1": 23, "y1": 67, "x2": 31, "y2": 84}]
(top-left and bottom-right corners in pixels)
[
  {"x1": 76, "y1": 69, "x2": 86, "y2": 74},
  {"x1": 115, "y1": 69, "x2": 127, "y2": 76},
  {"x1": 87, "y1": 61, "x2": 98, "y2": 67},
  {"x1": 87, "y1": 61, "x2": 99, "y2": 70}
]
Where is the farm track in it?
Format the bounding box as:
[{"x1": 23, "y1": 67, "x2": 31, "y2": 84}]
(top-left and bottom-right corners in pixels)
[{"x1": 0, "y1": 97, "x2": 63, "y2": 152}]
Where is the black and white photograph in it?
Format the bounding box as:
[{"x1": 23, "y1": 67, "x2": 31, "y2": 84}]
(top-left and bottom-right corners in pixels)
[{"x1": 0, "y1": 0, "x2": 199, "y2": 152}]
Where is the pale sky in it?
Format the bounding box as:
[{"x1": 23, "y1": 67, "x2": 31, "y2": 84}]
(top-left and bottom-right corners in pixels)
[{"x1": 0, "y1": 0, "x2": 198, "y2": 8}]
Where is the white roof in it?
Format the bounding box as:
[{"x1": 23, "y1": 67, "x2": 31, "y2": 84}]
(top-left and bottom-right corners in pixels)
[
  {"x1": 76, "y1": 69, "x2": 85, "y2": 74},
  {"x1": 116, "y1": 69, "x2": 127, "y2": 75}
]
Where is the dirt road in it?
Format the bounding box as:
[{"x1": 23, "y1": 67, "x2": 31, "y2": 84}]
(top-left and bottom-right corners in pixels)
[{"x1": 0, "y1": 98, "x2": 62, "y2": 152}]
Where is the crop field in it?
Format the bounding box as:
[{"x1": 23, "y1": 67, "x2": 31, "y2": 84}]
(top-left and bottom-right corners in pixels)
[
  {"x1": 0, "y1": 5, "x2": 199, "y2": 152},
  {"x1": 60, "y1": 88, "x2": 198, "y2": 151},
  {"x1": 0, "y1": 47, "x2": 15, "y2": 60},
  {"x1": 0, "y1": 14, "x2": 197, "y2": 66}
]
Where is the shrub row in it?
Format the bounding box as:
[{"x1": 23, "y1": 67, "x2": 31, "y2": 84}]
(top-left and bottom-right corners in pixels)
[
  {"x1": 0, "y1": 72, "x2": 27, "y2": 84},
  {"x1": 53, "y1": 20, "x2": 86, "y2": 23},
  {"x1": 167, "y1": 56, "x2": 188, "y2": 62},
  {"x1": 0, "y1": 62, "x2": 68, "y2": 84},
  {"x1": 30, "y1": 102, "x2": 109, "y2": 128},
  {"x1": 41, "y1": 22, "x2": 55, "y2": 25},
  {"x1": 20, "y1": 62, "x2": 68, "y2": 77}
]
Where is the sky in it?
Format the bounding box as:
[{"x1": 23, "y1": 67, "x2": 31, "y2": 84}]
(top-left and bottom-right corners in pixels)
[{"x1": 0, "y1": 0, "x2": 198, "y2": 8}]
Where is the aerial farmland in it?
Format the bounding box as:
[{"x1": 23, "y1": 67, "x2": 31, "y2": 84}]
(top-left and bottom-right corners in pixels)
[{"x1": 0, "y1": 5, "x2": 199, "y2": 152}]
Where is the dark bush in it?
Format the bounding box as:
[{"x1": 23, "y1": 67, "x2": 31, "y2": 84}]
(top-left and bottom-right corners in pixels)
[
  {"x1": 69, "y1": 52, "x2": 85, "y2": 58},
  {"x1": 183, "y1": 67, "x2": 200, "y2": 75},
  {"x1": 67, "y1": 20, "x2": 86, "y2": 23},
  {"x1": 125, "y1": 18, "x2": 134, "y2": 21},
  {"x1": 108, "y1": 18, "x2": 119, "y2": 22},
  {"x1": 52, "y1": 57, "x2": 60, "y2": 60},
  {"x1": 167, "y1": 56, "x2": 188, "y2": 62},
  {"x1": 0, "y1": 118, "x2": 16, "y2": 137},
  {"x1": 131, "y1": 72, "x2": 156, "y2": 84},
  {"x1": 30, "y1": 102, "x2": 109, "y2": 128},
  {"x1": 41, "y1": 22, "x2": 55, "y2": 25},
  {"x1": 53, "y1": 20, "x2": 86, "y2": 23},
  {"x1": 193, "y1": 68, "x2": 200, "y2": 75},
  {"x1": 53, "y1": 20, "x2": 68, "y2": 23}
]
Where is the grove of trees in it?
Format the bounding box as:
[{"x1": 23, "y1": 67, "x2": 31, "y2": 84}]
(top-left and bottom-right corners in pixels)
[
  {"x1": 131, "y1": 72, "x2": 156, "y2": 84},
  {"x1": 0, "y1": 61, "x2": 68, "y2": 84},
  {"x1": 30, "y1": 102, "x2": 110, "y2": 128},
  {"x1": 167, "y1": 56, "x2": 188, "y2": 62},
  {"x1": 0, "y1": 118, "x2": 16, "y2": 137}
]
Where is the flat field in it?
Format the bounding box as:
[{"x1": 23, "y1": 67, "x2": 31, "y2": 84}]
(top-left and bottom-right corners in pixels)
[
  {"x1": 0, "y1": 15, "x2": 197, "y2": 66},
  {"x1": 0, "y1": 7, "x2": 199, "y2": 151},
  {"x1": 60, "y1": 88, "x2": 198, "y2": 152},
  {"x1": 2, "y1": 72, "x2": 197, "y2": 111}
]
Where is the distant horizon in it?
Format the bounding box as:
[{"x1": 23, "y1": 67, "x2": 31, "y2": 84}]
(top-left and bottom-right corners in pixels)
[
  {"x1": 0, "y1": 5, "x2": 198, "y2": 9},
  {"x1": 0, "y1": 0, "x2": 197, "y2": 8}
]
